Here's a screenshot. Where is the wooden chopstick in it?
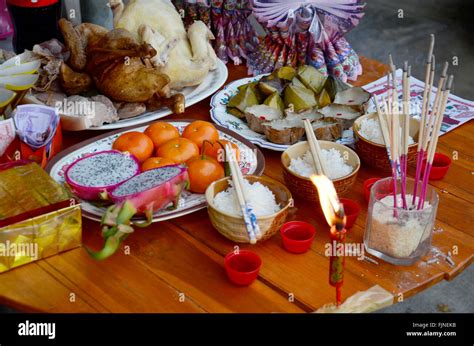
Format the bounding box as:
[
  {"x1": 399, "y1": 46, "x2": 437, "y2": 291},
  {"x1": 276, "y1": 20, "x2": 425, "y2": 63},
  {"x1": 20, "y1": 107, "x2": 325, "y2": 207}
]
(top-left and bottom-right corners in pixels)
[
  {"x1": 304, "y1": 119, "x2": 328, "y2": 176},
  {"x1": 225, "y1": 144, "x2": 261, "y2": 243}
]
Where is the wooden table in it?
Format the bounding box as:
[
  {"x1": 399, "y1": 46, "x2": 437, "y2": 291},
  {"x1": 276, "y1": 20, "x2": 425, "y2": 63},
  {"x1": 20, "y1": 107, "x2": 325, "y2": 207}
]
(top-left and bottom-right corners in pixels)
[{"x1": 1, "y1": 58, "x2": 473, "y2": 313}]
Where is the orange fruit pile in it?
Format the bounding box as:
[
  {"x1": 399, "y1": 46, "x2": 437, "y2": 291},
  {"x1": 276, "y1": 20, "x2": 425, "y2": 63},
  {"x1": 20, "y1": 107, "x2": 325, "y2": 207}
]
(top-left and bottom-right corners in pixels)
[{"x1": 112, "y1": 120, "x2": 239, "y2": 194}]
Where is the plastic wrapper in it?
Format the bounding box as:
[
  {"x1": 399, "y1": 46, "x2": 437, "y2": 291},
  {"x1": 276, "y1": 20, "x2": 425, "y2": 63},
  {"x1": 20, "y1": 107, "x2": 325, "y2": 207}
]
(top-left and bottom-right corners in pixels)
[
  {"x1": 0, "y1": 104, "x2": 63, "y2": 168},
  {"x1": 248, "y1": 1, "x2": 365, "y2": 80},
  {"x1": 185, "y1": 0, "x2": 198, "y2": 27},
  {"x1": 173, "y1": 0, "x2": 255, "y2": 64},
  {"x1": 197, "y1": 0, "x2": 211, "y2": 27},
  {"x1": 0, "y1": 161, "x2": 82, "y2": 273}
]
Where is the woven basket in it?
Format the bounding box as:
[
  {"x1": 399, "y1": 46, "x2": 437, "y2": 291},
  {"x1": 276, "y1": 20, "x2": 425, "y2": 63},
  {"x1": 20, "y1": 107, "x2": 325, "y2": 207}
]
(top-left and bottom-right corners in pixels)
[
  {"x1": 353, "y1": 113, "x2": 420, "y2": 172},
  {"x1": 281, "y1": 141, "x2": 360, "y2": 202},
  {"x1": 206, "y1": 175, "x2": 293, "y2": 243}
]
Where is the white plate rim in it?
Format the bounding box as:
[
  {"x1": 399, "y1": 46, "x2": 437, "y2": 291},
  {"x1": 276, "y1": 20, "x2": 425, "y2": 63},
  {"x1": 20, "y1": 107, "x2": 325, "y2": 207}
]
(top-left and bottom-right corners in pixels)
[
  {"x1": 45, "y1": 119, "x2": 265, "y2": 223},
  {"x1": 210, "y1": 73, "x2": 291, "y2": 152},
  {"x1": 27, "y1": 60, "x2": 228, "y2": 131}
]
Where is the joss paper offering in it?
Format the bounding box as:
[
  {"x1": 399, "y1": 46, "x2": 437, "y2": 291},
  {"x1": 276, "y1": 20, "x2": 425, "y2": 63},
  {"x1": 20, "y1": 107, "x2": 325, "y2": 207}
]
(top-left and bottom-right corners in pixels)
[{"x1": 0, "y1": 161, "x2": 82, "y2": 273}]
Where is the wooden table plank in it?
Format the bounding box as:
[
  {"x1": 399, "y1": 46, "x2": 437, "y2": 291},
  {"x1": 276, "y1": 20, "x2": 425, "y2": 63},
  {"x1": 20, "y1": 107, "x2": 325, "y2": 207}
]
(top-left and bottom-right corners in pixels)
[
  {"x1": 168, "y1": 211, "x2": 375, "y2": 311},
  {"x1": 123, "y1": 220, "x2": 304, "y2": 312},
  {"x1": 0, "y1": 57, "x2": 472, "y2": 312},
  {"x1": 0, "y1": 262, "x2": 99, "y2": 312}
]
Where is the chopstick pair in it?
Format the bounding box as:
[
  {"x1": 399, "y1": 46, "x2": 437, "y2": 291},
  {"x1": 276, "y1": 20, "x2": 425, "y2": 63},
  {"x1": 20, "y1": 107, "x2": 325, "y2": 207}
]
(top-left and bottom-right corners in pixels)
[
  {"x1": 225, "y1": 144, "x2": 262, "y2": 244},
  {"x1": 303, "y1": 119, "x2": 328, "y2": 176}
]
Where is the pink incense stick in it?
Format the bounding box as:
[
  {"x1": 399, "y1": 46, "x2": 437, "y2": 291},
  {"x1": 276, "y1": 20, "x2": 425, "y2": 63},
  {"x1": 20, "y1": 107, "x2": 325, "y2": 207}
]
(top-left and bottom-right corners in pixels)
[
  {"x1": 412, "y1": 149, "x2": 424, "y2": 205},
  {"x1": 400, "y1": 155, "x2": 407, "y2": 209},
  {"x1": 418, "y1": 75, "x2": 453, "y2": 209},
  {"x1": 413, "y1": 35, "x2": 435, "y2": 206}
]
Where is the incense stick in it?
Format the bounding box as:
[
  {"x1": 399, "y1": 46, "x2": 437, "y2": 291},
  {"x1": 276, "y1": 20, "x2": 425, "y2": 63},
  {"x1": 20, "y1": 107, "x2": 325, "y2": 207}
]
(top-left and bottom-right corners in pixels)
[
  {"x1": 422, "y1": 62, "x2": 449, "y2": 154},
  {"x1": 412, "y1": 34, "x2": 436, "y2": 205},
  {"x1": 400, "y1": 62, "x2": 409, "y2": 209},
  {"x1": 374, "y1": 97, "x2": 391, "y2": 154},
  {"x1": 417, "y1": 75, "x2": 453, "y2": 209}
]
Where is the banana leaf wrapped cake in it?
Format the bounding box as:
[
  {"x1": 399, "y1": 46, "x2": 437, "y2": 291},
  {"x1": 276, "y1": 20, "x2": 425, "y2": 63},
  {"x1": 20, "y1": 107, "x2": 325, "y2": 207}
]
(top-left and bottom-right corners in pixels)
[{"x1": 0, "y1": 161, "x2": 81, "y2": 273}]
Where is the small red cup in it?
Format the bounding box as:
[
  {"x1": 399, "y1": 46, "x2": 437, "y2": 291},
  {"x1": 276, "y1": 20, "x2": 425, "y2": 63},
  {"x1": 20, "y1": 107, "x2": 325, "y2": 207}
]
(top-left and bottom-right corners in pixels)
[
  {"x1": 422, "y1": 153, "x2": 451, "y2": 181},
  {"x1": 339, "y1": 198, "x2": 361, "y2": 229},
  {"x1": 224, "y1": 250, "x2": 262, "y2": 286},
  {"x1": 363, "y1": 177, "x2": 381, "y2": 202},
  {"x1": 280, "y1": 221, "x2": 316, "y2": 254}
]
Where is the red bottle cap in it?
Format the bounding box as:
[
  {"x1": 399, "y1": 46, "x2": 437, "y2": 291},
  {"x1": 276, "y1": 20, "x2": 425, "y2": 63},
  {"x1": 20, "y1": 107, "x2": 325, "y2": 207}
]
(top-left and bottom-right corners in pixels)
[{"x1": 7, "y1": 0, "x2": 59, "y2": 8}]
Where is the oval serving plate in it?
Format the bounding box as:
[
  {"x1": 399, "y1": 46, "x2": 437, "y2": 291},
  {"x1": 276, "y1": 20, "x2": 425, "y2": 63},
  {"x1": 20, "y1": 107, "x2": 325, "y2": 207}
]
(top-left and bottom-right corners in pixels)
[
  {"x1": 210, "y1": 73, "x2": 355, "y2": 151},
  {"x1": 46, "y1": 120, "x2": 265, "y2": 223},
  {"x1": 210, "y1": 74, "x2": 293, "y2": 152},
  {"x1": 26, "y1": 60, "x2": 228, "y2": 131}
]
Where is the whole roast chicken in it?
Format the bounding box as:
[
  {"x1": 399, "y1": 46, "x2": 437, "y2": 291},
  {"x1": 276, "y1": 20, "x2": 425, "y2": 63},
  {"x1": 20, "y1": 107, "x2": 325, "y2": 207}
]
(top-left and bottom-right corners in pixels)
[
  {"x1": 110, "y1": 0, "x2": 218, "y2": 90},
  {"x1": 58, "y1": 18, "x2": 184, "y2": 114}
]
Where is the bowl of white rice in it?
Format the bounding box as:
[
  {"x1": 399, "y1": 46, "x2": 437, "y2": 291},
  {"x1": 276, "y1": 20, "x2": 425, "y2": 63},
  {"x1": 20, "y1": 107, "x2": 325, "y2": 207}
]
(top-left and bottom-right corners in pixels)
[
  {"x1": 281, "y1": 141, "x2": 360, "y2": 202},
  {"x1": 206, "y1": 175, "x2": 293, "y2": 243},
  {"x1": 353, "y1": 113, "x2": 420, "y2": 172}
]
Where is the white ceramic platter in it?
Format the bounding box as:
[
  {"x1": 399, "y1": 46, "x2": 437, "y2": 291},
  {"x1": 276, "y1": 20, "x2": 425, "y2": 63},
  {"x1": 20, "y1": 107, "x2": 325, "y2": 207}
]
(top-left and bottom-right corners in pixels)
[
  {"x1": 210, "y1": 73, "x2": 357, "y2": 151},
  {"x1": 46, "y1": 120, "x2": 265, "y2": 223},
  {"x1": 209, "y1": 74, "x2": 295, "y2": 151},
  {"x1": 27, "y1": 59, "x2": 228, "y2": 131}
]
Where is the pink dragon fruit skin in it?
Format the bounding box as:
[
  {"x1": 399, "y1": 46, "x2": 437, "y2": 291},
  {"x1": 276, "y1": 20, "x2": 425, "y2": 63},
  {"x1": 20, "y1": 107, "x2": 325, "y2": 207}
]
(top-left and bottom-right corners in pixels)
[
  {"x1": 85, "y1": 164, "x2": 189, "y2": 260},
  {"x1": 64, "y1": 150, "x2": 141, "y2": 201},
  {"x1": 109, "y1": 164, "x2": 189, "y2": 215}
]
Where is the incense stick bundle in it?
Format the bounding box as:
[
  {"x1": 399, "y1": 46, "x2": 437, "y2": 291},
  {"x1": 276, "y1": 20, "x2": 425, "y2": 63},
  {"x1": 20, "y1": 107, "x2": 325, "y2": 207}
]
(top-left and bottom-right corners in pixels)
[
  {"x1": 225, "y1": 144, "x2": 261, "y2": 243},
  {"x1": 413, "y1": 34, "x2": 436, "y2": 204},
  {"x1": 422, "y1": 62, "x2": 449, "y2": 154},
  {"x1": 379, "y1": 34, "x2": 453, "y2": 215},
  {"x1": 417, "y1": 75, "x2": 454, "y2": 209}
]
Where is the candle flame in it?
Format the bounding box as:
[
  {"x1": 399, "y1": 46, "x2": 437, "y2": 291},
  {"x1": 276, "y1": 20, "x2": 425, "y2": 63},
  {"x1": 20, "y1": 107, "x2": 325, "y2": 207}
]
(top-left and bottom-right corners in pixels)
[{"x1": 310, "y1": 175, "x2": 346, "y2": 229}]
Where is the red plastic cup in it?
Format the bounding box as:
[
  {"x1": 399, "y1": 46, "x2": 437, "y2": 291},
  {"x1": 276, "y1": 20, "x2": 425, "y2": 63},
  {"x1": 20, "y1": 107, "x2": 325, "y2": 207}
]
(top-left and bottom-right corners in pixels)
[
  {"x1": 422, "y1": 153, "x2": 451, "y2": 181},
  {"x1": 280, "y1": 221, "x2": 316, "y2": 254},
  {"x1": 363, "y1": 177, "x2": 381, "y2": 202},
  {"x1": 339, "y1": 198, "x2": 361, "y2": 229},
  {"x1": 224, "y1": 250, "x2": 262, "y2": 286}
]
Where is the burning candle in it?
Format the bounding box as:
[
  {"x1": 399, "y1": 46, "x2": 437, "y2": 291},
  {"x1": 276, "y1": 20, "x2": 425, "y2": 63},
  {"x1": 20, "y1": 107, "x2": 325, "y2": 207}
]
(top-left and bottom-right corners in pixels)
[{"x1": 310, "y1": 175, "x2": 347, "y2": 306}]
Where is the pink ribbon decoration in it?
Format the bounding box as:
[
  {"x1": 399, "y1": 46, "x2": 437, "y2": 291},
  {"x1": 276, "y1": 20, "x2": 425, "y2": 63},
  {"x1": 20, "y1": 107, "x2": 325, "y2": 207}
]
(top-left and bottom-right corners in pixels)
[{"x1": 252, "y1": 0, "x2": 365, "y2": 43}]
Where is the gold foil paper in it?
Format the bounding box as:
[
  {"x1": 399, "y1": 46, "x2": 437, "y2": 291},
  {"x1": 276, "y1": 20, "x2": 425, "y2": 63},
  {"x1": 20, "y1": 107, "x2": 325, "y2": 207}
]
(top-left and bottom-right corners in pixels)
[{"x1": 0, "y1": 162, "x2": 82, "y2": 273}]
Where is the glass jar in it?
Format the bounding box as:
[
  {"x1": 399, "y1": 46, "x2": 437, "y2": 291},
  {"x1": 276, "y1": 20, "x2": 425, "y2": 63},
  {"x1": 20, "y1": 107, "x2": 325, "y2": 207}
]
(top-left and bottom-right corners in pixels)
[{"x1": 364, "y1": 177, "x2": 439, "y2": 265}]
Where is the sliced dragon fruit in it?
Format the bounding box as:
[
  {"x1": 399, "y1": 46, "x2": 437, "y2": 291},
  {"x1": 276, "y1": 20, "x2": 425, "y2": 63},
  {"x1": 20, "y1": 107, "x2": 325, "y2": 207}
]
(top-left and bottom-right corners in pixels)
[
  {"x1": 87, "y1": 164, "x2": 189, "y2": 260},
  {"x1": 64, "y1": 150, "x2": 141, "y2": 201},
  {"x1": 110, "y1": 164, "x2": 189, "y2": 216}
]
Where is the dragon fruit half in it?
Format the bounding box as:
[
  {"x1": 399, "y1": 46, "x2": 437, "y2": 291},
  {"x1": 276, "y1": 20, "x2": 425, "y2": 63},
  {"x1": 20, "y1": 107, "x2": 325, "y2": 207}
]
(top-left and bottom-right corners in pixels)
[
  {"x1": 87, "y1": 164, "x2": 189, "y2": 260},
  {"x1": 65, "y1": 150, "x2": 141, "y2": 201}
]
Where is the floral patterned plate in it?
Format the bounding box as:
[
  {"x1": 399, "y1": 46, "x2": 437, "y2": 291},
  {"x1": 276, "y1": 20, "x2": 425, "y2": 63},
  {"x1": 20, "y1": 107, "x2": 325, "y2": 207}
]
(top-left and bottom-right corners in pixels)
[
  {"x1": 210, "y1": 74, "x2": 357, "y2": 151},
  {"x1": 46, "y1": 120, "x2": 265, "y2": 223},
  {"x1": 210, "y1": 74, "x2": 293, "y2": 152}
]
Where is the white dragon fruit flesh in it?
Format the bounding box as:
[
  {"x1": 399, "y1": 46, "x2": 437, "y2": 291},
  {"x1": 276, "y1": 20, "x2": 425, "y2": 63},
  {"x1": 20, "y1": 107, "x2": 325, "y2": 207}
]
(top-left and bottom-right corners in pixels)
[
  {"x1": 110, "y1": 164, "x2": 189, "y2": 215},
  {"x1": 65, "y1": 150, "x2": 141, "y2": 201}
]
